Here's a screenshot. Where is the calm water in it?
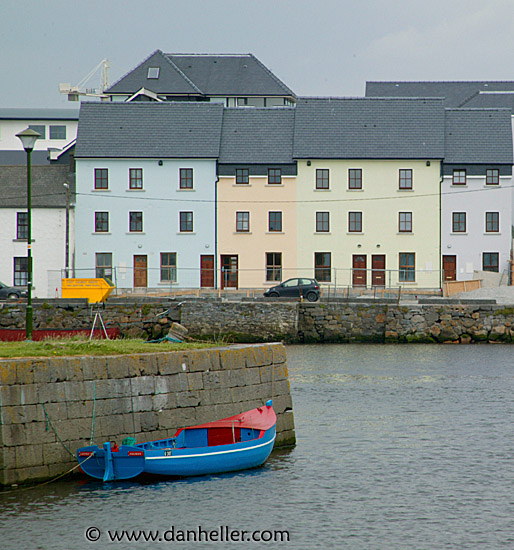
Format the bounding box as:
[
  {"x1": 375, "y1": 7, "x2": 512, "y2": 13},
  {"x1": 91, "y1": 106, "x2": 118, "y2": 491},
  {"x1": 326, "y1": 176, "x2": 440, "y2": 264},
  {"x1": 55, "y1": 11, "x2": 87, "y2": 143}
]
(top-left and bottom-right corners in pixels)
[{"x1": 2, "y1": 344, "x2": 514, "y2": 549}]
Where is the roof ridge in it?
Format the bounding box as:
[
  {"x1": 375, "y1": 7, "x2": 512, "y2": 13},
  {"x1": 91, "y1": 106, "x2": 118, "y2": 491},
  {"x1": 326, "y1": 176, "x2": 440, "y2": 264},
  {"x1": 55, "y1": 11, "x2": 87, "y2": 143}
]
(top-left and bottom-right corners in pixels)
[
  {"x1": 167, "y1": 53, "x2": 253, "y2": 58},
  {"x1": 107, "y1": 49, "x2": 162, "y2": 91},
  {"x1": 161, "y1": 53, "x2": 203, "y2": 94},
  {"x1": 248, "y1": 54, "x2": 296, "y2": 97}
]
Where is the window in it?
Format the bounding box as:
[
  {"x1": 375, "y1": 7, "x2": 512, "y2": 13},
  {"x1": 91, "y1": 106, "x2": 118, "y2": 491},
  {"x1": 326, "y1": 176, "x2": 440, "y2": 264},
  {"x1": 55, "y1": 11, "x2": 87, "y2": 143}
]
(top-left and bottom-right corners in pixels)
[
  {"x1": 129, "y1": 168, "x2": 143, "y2": 189},
  {"x1": 399, "y1": 212, "x2": 412, "y2": 233},
  {"x1": 14, "y1": 257, "x2": 28, "y2": 286},
  {"x1": 160, "y1": 252, "x2": 177, "y2": 282},
  {"x1": 268, "y1": 168, "x2": 282, "y2": 185},
  {"x1": 399, "y1": 253, "x2": 415, "y2": 282},
  {"x1": 315, "y1": 252, "x2": 331, "y2": 282},
  {"x1": 266, "y1": 252, "x2": 282, "y2": 282},
  {"x1": 452, "y1": 212, "x2": 466, "y2": 233},
  {"x1": 316, "y1": 212, "x2": 330, "y2": 233},
  {"x1": 129, "y1": 212, "x2": 143, "y2": 232},
  {"x1": 95, "y1": 212, "x2": 109, "y2": 233},
  {"x1": 453, "y1": 170, "x2": 466, "y2": 185},
  {"x1": 180, "y1": 212, "x2": 193, "y2": 232},
  {"x1": 147, "y1": 67, "x2": 160, "y2": 79},
  {"x1": 236, "y1": 168, "x2": 249, "y2": 184},
  {"x1": 486, "y1": 169, "x2": 499, "y2": 185},
  {"x1": 348, "y1": 212, "x2": 362, "y2": 233},
  {"x1": 269, "y1": 211, "x2": 282, "y2": 232},
  {"x1": 399, "y1": 169, "x2": 413, "y2": 190},
  {"x1": 348, "y1": 169, "x2": 362, "y2": 190},
  {"x1": 95, "y1": 253, "x2": 112, "y2": 280},
  {"x1": 179, "y1": 168, "x2": 193, "y2": 189},
  {"x1": 16, "y1": 212, "x2": 28, "y2": 240},
  {"x1": 483, "y1": 252, "x2": 499, "y2": 272},
  {"x1": 28, "y1": 125, "x2": 45, "y2": 139},
  {"x1": 236, "y1": 212, "x2": 250, "y2": 232},
  {"x1": 486, "y1": 212, "x2": 499, "y2": 233},
  {"x1": 49, "y1": 125, "x2": 66, "y2": 140},
  {"x1": 94, "y1": 169, "x2": 108, "y2": 190},
  {"x1": 316, "y1": 169, "x2": 329, "y2": 189}
]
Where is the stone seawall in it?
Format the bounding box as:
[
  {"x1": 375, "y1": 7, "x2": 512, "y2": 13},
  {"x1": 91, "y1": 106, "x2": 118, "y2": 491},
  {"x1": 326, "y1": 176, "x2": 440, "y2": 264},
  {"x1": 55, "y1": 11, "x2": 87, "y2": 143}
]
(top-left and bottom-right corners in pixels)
[
  {"x1": 0, "y1": 343, "x2": 294, "y2": 486},
  {"x1": 299, "y1": 303, "x2": 514, "y2": 343}
]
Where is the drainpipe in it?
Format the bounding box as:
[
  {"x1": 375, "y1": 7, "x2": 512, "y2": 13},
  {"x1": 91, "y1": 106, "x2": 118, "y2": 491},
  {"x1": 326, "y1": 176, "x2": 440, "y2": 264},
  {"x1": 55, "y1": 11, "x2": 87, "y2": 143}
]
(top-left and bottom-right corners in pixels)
[
  {"x1": 439, "y1": 163, "x2": 443, "y2": 291},
  {"x1": 214, "y1": 166, "x2": 219, "y2": 289}
]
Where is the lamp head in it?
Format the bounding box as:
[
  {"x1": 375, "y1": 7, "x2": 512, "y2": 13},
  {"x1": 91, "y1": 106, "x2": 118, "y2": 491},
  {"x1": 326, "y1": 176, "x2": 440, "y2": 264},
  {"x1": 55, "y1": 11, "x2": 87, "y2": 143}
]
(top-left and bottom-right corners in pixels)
[{"x1": 16, "y1": 128, "x2": 41, "y2": 152}]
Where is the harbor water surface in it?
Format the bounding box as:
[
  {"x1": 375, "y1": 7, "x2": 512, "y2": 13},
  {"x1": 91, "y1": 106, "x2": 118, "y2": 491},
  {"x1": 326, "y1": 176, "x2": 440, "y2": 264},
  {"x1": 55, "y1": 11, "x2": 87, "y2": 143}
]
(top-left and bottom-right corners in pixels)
[{"x1": 2, "y1": 344, "x2": 514, "y2": 549}]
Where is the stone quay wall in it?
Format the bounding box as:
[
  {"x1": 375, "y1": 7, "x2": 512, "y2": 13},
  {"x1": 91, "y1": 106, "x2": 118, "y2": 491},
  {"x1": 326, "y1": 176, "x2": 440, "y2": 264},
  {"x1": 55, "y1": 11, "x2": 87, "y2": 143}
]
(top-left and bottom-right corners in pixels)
[
  {"x1": 0, "y1": 343, "x2": 294, "y2": 486},
  {"x1": 2, "y1": 300, "x2": 514, "y2": 343},
  {"x1": 298, "y1": 303, "x2": 514, "y2": 343}
]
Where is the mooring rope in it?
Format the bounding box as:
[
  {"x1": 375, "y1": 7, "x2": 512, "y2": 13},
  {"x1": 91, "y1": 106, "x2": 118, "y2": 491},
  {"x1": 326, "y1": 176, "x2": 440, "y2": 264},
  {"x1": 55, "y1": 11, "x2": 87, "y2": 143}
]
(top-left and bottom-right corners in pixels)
[
  {"x1": 41, "y1": 403, "x2": 75, "y2": 458},
  {"x1": 0, "y1": 454, "x2": 93, "y2": 495}
]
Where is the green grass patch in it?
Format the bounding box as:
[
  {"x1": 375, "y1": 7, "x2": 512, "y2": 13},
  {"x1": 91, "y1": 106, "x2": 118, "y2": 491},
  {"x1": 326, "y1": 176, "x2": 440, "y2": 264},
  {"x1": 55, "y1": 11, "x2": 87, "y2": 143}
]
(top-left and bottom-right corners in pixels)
[{"x1": 0, "y1": 337, "x2": 215, "y2": 359}]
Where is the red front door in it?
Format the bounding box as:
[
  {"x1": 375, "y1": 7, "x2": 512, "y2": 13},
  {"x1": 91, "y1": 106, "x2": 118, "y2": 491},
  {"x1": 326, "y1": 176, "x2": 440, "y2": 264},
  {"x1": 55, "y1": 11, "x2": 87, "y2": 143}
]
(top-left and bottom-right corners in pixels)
[
  {"x1": 372, "y1": 255, "x2": 386, "y2": 287},
  {"x1": 200, "y1": 255, "x2": 215, "y2": 288},
  {"x1": 443, "y1": 255, "x2": 457, "y2": 281},
  {"x1": 352, "y1": 255, "x2": 367, "y2": 287},
  {"x1": 133, "y1": 255, "x2": 147, "y2": 288}
]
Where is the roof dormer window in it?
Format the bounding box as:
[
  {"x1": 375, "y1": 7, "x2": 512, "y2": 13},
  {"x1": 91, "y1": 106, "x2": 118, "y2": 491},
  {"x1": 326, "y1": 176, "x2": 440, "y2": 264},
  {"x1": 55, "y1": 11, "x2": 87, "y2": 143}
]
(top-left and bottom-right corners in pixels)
[{"x1": 147, "y1": 67, "x2": 160, "y2": 79}]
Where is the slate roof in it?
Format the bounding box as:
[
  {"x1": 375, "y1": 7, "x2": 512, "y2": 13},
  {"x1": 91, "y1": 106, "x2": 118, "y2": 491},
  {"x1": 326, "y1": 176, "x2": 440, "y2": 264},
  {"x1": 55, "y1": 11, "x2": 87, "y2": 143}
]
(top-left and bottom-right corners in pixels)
[
  {"x1": 0, "y1": 108, "x2": 79, "y2": 120},
  {"x1": 457, "y1": 92, "x2": 514, "y2": 111},
  {"x1": 293, "y1": 97, "x2": 446, "y2": 159},
  {"x1": 0, "y1": 151, "x2": 52, "y2": 165},
  {"x1": 219, "y1": 108, "x2": 295, "y2": 164},
  {"x1": 444, "y1": 109, "x2": 513, "y2": 165},
  {"x1": 0, "y1": 165, "x2": 73, "y2": 208},
  {"x1": 106, "y1": 50, "x2": 295, "y2": 98},
  {"x1": 74, "y1": 102, "x2": 224, "y2": 158},
  {"x1": 366, "y1": 81, "x2": 514, "y2": 108}
]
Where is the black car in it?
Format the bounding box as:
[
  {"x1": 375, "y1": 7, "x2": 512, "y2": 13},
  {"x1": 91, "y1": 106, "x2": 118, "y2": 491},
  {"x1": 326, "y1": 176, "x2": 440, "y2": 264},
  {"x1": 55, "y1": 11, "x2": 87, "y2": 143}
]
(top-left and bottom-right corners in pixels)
[
  {"x1": 263, "y1": 278, "x2": 320, "y2": 302},
  {"x1": 0, "y1": 282, "x2": 27, "y2": 300}
]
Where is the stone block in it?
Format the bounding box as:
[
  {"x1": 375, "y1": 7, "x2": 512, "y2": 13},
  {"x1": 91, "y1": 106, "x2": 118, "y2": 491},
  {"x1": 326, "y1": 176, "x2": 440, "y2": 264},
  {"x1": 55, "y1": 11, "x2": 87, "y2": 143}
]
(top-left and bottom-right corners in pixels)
[
  {"x1": 244, "y1": 368, "x2": 261, "y2": 386},
  {"x1": 62, "y1": 357, "x2": 85, "y2": 382},
  {"x1": 67, "y1": 401, "x2": 94, "y2": 420},
  {"x1": 81, "y1": 357, "x2": 109, "y2": 381},
  {"x1": 227, "y1": 369, "x2": 247, "y2": 388},
  {"x1": 130, "y1": 376, "x2": 155, "y2": 396},
  {"x1": 188, "y1": 349, "x2": 221, "y2": 372},
  {"x1": 64, "y1": 380, "x2": 95, "y2": 402},
  {"x1": 0, "y1": 361, "x2": 19, "y2": 385},
  {"x1": 106, "y1": 356, "x2": 130, "y2": 379},
  {"x1": 277, "y1": 410, "x2": 296, "y2": 433},
  {"x1": 2, "y1": 404, "x2": 43, "y2": 425},
  {"x1": 139, "y1": 411, "x2": 159, "y2": 432},
  {"x1": 15, "y1": 444, "x2": 43, "y2": 468},
  {"x1": 176, "y1": 391, "x2": 201, "y2": 408},
  {"x1": 271, "y1": 343, "x2": 287, "y2": 365},
  {"x1": 94, "y1": 379, "x2": 131, "y2": 399},
  {"x1": 271, "y1": 394, "x2": 293, "y2": 414},
  {"x1": 14, "y1": 465, "x2": 50, "y2": 484},
  {"x1": 272, "y1": 379, "x2": 291, "y2": 397},
  {"x1": 244, "y1": 345, "x2": 273, "y2": 368},
  {"x1": 157, "y1": 353, "x2": 184, "y2": 375},
  {"x1": 42, "y1": 442, "x2": 72, "y2": 466},
  {"x1": 203, "y1": 370, "x2": 230, "y2": 390},
  {"x1": 152, "y1": 392, "x2": 176, "y2": 412},
  {"x1": 185, "y1": 372, "x2": 204, "y2": 391},
  {"x1": 219, "y1": 347, "x2": 250, "y2": 370},
  {"x1": 131, "y1": 395, "x2": 153, "y2": 413}
]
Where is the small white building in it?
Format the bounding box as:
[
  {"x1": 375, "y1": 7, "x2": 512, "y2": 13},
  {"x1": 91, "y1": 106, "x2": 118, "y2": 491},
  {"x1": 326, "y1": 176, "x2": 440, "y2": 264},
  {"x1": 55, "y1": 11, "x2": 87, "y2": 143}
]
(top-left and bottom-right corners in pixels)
[{"x1": 0, "y1": 109, "x2": 77, "y2": 298}]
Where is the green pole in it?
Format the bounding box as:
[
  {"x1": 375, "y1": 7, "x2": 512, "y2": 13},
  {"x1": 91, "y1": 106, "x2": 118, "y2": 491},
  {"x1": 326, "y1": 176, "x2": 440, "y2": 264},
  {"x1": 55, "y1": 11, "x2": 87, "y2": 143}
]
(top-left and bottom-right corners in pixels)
[{"x1": 26, "y1": 148, "x2": 33, "y2": 341}]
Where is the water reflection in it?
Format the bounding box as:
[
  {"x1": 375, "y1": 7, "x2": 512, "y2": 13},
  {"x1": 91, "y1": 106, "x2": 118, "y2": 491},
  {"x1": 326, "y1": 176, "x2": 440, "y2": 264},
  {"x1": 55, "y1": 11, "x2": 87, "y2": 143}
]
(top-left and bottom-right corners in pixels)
[{"x1": 2, "y1": 344, "x2": 514, "y2": 549}]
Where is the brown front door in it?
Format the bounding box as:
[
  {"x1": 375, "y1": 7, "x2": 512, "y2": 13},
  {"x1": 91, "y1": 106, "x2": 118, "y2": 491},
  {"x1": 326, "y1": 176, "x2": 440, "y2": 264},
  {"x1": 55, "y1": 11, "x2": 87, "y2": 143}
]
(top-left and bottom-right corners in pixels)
[
  {"x1": 372, "y1": 255, "x2": 386, "y2": 287},
  {"x1": 443, "y1": 255, "x2": 457, "y2": 281},
  {"x1": 133, "y1": 255, "x2": 147, "y2": 288},
  {"x1": 200, "y1": 255, "x2": 215, "y2": 288},
  {"x1": 221, "y1": 255, "x2": 238, "y2": 289},
  {"x1": 352, "y1": 254, "x2": 367, "y2": 287}
]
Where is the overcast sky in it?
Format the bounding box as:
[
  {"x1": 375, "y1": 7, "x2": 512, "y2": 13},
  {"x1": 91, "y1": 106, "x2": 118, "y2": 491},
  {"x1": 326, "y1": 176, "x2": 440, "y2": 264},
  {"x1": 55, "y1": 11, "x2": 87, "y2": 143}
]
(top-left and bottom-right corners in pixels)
[{"x1": 1, "y1": 0, "x2": 514, "y2": 109}]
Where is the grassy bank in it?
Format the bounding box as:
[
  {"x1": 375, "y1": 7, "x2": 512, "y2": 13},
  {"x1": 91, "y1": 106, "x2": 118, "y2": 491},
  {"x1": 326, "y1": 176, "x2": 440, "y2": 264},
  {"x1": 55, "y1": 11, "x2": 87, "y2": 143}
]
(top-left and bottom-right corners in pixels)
[{"x1": 0, "y1": 338, "x2": 215, "y2": 359}]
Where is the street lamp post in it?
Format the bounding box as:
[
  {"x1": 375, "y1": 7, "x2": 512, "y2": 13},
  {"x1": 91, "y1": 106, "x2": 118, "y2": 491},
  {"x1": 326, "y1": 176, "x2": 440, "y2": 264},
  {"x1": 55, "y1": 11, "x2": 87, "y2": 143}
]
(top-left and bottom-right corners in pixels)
[
  {"x1": 63, "y1": 182, "x2": 70, "y2": 278},
  {"x1": 16, "y1": 128, "x2": 41, "y2": 340}
]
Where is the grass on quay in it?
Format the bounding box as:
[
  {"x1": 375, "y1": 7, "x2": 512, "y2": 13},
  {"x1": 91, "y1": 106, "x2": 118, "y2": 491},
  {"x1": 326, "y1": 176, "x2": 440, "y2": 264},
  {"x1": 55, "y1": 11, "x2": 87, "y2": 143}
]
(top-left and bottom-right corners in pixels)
[{"x1": 0, "y1": 337, "x2": 215, "y2": 359}]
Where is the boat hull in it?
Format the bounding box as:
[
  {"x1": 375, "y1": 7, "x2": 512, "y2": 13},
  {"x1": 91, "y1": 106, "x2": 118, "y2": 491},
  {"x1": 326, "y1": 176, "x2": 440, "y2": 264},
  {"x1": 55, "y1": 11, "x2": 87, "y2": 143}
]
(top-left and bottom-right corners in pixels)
[
  {"x1": 144, "y1": 426, "x2": 276, "y2": 477},
  {"x1": 77, "y1": 402, "x2": 277, "y2": 481}
]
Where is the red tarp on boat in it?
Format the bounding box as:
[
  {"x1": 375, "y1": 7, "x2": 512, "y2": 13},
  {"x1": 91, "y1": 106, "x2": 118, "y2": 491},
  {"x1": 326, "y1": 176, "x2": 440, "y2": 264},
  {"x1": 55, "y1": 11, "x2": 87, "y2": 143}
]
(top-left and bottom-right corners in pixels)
[{"x1": 183, "y1": 404, "x2": 276, "y2": 432}]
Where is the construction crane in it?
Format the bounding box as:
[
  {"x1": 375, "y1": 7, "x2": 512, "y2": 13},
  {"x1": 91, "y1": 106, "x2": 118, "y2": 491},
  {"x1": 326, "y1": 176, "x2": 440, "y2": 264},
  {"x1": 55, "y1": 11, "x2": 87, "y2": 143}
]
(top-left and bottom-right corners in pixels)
[{"x1": 59, "y1": 59, "x2": 110, "y2": 101}]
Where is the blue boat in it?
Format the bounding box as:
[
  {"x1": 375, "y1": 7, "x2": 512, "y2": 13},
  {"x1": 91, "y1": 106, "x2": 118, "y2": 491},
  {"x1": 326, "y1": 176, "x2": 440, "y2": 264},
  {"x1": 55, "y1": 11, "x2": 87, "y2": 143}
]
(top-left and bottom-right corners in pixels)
[{"x1": 77, "y1": 400, "x2": 276, "y2": 481}]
